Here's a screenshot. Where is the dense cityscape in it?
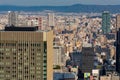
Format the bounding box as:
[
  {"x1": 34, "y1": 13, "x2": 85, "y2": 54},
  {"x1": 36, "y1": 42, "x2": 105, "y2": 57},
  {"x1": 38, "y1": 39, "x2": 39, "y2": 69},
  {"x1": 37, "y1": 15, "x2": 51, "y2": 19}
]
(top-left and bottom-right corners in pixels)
[{"x1": 0, "y1": 5, "x2": 120, "y2": 80}]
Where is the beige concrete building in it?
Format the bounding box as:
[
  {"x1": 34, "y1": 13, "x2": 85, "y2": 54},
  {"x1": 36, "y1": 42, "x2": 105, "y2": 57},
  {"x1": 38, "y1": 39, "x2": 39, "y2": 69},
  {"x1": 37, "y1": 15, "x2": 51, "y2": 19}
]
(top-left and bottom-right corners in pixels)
[
  {"x1": 116, "y1": 14, "x2": 120, "y2": 31},
  {"x1": 0, "y1": 26, "x2": 53, "y2": 80}
]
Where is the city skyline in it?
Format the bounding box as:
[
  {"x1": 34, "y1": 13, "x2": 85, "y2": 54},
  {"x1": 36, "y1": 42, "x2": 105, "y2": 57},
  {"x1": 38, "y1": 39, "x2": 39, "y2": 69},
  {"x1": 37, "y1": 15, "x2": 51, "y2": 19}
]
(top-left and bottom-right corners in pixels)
[
  {"x1": 0, "y1": 9, "x2": 119, "y2": 80},
  {"x1": 0, "y1": 0, "x2": 120, "y2": 6}
]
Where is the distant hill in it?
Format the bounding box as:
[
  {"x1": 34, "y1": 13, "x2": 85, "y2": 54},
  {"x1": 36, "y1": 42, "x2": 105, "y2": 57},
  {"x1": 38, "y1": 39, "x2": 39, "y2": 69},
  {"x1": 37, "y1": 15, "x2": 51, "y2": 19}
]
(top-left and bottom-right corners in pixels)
[{"x1": 0, "y1": 4, "x2": 120, "y2": 13}]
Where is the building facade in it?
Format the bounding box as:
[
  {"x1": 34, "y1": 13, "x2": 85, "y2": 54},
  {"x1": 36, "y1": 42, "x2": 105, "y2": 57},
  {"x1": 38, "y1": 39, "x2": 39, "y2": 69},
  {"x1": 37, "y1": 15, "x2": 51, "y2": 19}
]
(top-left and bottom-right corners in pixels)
[
  {"x1": 81, "y1": 47, "x2": 94, "y2": 73},
  {"x1": 0, "y1": 26, "x2": 53, "y2": 80},
  {"x1": 116, "y1": 14, "x2": 120, "y2": 31},
  {"x1": 116, "y1": 29, "x2": 120, "y2": 74}
]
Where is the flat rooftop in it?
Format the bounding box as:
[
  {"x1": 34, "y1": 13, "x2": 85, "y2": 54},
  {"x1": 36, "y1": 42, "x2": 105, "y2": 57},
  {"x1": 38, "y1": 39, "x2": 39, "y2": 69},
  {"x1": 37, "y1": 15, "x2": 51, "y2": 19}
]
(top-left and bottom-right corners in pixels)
[{"x1": 4, "y1": 25, "x2": 38, "y2": 31}]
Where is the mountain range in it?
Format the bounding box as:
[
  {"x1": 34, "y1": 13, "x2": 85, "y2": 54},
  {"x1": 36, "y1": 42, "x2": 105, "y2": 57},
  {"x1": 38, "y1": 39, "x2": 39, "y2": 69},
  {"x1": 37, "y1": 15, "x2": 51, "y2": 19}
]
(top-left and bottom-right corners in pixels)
[{"x1": 1, "y1": 4, "x2": 120, "y2": 13}]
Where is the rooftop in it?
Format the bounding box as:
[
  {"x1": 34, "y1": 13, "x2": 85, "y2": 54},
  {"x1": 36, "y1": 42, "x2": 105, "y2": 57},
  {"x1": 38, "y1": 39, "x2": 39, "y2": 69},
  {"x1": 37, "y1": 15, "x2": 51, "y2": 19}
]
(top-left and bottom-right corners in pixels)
[
  {"x1": 4, "y1": 25, "x2": 38, "y2": 31},
  {"x1": 1, "y1": 25, "x2": 49, "y2": 32}
]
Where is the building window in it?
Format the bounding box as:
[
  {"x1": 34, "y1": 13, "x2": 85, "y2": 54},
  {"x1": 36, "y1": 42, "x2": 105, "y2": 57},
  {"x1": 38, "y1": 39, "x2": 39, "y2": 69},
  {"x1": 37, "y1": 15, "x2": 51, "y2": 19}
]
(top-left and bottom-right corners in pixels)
[
  {"x1": 31, "y1": 53, "x2": 35, "y2": 55},
  {"x1": 32, "y1": 49, "x2": 34, "y2": 51},
  {"x1": 44, "y1": 60, "x2": 47, "y2": 63},
  {"x1": 6, "y1": 53, "x2": 10, "y2": 55},
  {"x1": 5, "y1": 48, "x2": 10, "y2": 51},
  {"x1": 31, "y1": 57, "x2": 35, "y2": 60},
  {"x1": 19, "y1": 48, "x2": 23, "y2": 51},
  {"x1": 0, "y1": 56, "x2": 4, "y2": 59},
  {"x1": 12, "y1": 75, "x2": 16, "y2": 77},
  {"x1": 37, "y1": 49, "x2": 41, "y2": 52},
  {"x1": 6, "y1": 57, "x2": 10, "y2": 59},
  {"x1": 31, "y1": 75, "x2": 34, "y2": 78},
  {"x1": 13, "y1": 57, "x2": 16, "y2": 59},
  {"x1": 13, "y1": 53, "x2": 16, "y2": 55},
  {"x1": 12, "y1": 71, "x2": 16, "y2": 73},
  {"x1": 6, "y1": 62, "x2": 11, "y2": 65},
  {"x1": 31, "y1": 63, "x2": 35, "y2": 66},
  {"x1": 0, "y1": 43, "x2": 4, "y2": 46},
  {"x1": 37, "y1": 43, "x2": 41, "y2": 47}
]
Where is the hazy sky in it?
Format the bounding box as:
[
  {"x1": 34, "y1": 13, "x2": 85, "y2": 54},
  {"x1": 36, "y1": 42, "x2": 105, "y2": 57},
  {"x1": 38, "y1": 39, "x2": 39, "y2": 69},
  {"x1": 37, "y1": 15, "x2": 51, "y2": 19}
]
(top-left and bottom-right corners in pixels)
[{"x1": 1, "y1": 0, "x2": 120, "y2": 6}]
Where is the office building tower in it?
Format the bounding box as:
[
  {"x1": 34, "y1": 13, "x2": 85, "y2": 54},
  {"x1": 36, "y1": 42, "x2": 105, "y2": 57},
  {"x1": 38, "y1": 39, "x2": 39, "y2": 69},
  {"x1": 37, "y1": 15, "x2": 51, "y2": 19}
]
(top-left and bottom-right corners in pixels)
[
  {"x1": 81, "y1": 47, "x2": 94, "y2": 73},
  {"x1": 8, "y1": 11, "x2": 18, "y2": 26},
  {"x1": 116, "y1": 14, "x2": 120, "y2": 31},
  {"x1": 0, "y1": 26, "x2": 53, "y2": 80},
  {"x1": 116, "y1": 29, "x2": 120, "y2": 74},
  {"x1": 48, "y1": 13, "x2": 55, "y2": 27},
  {"x1": 102, "y1": 11, "x2": 111, "y2": 34}
]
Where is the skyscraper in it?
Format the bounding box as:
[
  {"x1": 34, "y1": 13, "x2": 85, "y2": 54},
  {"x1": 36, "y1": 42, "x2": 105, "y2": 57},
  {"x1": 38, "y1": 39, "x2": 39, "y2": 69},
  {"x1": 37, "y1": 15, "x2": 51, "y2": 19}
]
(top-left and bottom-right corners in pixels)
[
  {"x1": 0, "y1": 26, "x2": 53, "y2": 80},
  {"x1": 8, "y1": 11, "x2": 18, "y2": 26},
  {"x1": 116, "y1": 29, "x2": 120, "y2": 74},
  {"x1": 116, "y1": 14, "x2": 120, "y2": 31},
  {"x1": 48, "y1": 13, "x2": 55, "y2": 27},
  {"x1": 102, "y1": 11, "x2": 111, "y2": 34},
  {"x1": 81, "y1": 47, "x2": 94, "y2": 73}
]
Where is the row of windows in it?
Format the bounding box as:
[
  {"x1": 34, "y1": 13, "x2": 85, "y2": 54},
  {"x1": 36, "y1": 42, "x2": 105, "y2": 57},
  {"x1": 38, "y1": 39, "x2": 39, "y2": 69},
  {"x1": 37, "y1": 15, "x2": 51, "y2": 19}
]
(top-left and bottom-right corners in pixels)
[
  {"x1": 17, "y1": 57, "x2": 41, "y2": 60},
  {"x1": 0, "y1": 49, "x2": 42, "y2": 53},
  {"x1": 0, "y1": 43, "x2": 41, "y2": 47},
  {"x1": 0, "y1": 62, "x2": 42, "y2": 66},
  {"x1": 0, "y1": 48, "x2": 16, "y2": 52},
  {"x1": 0, "y1": 66, "x2": 35, "y2": 70},
  {"x1": 0, "y1": 57, "x2": 10, "y2": 59},
  {"x1": 0, "y1": 57, "x2": 42, "y2": 61}
]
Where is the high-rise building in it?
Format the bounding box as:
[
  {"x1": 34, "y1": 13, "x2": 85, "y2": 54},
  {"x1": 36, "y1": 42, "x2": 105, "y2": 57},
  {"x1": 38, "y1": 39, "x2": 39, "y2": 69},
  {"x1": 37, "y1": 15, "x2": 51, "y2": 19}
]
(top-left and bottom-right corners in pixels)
[
  {"x1": 116, "y1": 14, "x2": 120, "y2": 31},
  {"x1": 116, "y1": 29, "x2": 120, "y2": 74},
  {"x1": 48, "y1": 13, "x2": 55, "y2": 27},
  {"x1": 8, "y1": 11, "x2": 18, "y2": 26},
  {"x1": 53, "y1": 46, "x2": 64, "y2": 66},
  {"x1": 102, "y1": 11, "x2": 111, "y2": 34},
  {"x1": 0, "y1": 26, "x2": 53, "y2": 80},
  {"x1": 81, "y1": 47, "x2": 94, "y2": 73}
]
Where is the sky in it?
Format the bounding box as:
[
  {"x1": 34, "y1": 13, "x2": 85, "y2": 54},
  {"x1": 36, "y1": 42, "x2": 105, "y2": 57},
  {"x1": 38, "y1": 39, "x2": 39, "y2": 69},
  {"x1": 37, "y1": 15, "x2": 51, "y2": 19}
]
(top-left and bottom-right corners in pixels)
[{"x1": 1, "y1": 0, "x2": 120, "y2": 6}]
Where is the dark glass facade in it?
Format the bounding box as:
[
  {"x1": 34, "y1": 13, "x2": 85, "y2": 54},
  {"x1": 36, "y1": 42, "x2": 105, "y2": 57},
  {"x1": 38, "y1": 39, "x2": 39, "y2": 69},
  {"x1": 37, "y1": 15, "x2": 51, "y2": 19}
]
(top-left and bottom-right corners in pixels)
[
  {"x1": 116, "y1": 29, "x2": 120, "y2": 73},
  {"x1": 81, "y1": 47, "x2": 94, "y2": 73},
  {"x1": 102, "y1": 11, "x2": 111, "y2": 34}
]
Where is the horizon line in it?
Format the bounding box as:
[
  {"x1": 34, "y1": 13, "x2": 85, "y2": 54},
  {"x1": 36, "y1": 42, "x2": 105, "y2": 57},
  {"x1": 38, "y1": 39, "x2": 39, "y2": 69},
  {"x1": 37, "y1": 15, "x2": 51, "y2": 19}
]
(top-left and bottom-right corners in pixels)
[{"x1": 1, "y1": 4, "x2": 120, "y2": 7}]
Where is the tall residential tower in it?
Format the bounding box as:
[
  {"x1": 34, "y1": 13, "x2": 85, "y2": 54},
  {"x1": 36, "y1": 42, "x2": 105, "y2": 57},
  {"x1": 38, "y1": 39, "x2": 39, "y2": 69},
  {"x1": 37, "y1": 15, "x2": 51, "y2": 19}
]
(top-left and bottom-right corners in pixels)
[
  {"x1": 48, "y1": 13, "x2": 55, "y2": 27},
  {"x1": 102, "y1": 11, "x2": 111, "y2": 34},
  {"x1": 8, "y1": 11, "x2": 18, "y2": 26}
]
